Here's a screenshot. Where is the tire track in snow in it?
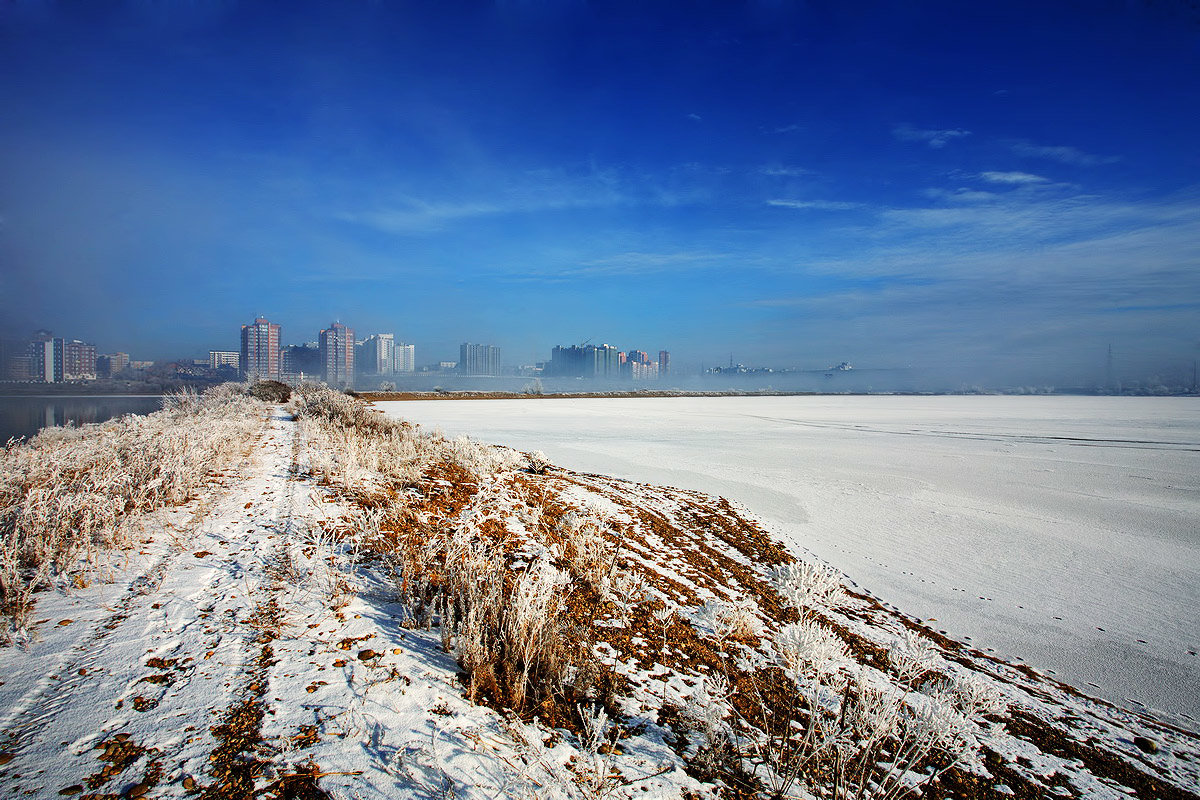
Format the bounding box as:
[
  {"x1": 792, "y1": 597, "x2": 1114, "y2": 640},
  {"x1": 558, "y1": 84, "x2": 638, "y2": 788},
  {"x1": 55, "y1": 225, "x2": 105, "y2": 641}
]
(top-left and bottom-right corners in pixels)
[{"x1": 0, "y1": 410, "x2": 323, "y2": 798}]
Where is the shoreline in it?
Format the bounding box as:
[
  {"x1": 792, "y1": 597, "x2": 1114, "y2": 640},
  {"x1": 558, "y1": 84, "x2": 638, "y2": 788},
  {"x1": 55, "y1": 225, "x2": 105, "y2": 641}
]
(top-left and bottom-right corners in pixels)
[{"x1": 355, "y1": 388, "x2": 1200, "y2": 402}]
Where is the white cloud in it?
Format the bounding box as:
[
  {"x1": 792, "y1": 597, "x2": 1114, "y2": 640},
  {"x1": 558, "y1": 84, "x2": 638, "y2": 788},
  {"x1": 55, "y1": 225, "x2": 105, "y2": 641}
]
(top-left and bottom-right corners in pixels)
[
  {"x1": 687, "y1": 112, "x2": 702, "y2": 121},
  {"x1": 978, "y1": 171, "x2": 1048, "y2": 184},
  {"x1": 893, "y1": 124, "x2": 972, "y2": 148},
  {"x1": 759, "y1": 165, "x2": 810, "y2": 177},
  {"x1": 924, "y1": 187, "x2": 1001, "y2": 203},
  {"x1": 1009, "y1": 140, "x2": 1119, "y2": 166},
  {"x1": 767, "y1": 199, "x2": 862, "y2": 211}
]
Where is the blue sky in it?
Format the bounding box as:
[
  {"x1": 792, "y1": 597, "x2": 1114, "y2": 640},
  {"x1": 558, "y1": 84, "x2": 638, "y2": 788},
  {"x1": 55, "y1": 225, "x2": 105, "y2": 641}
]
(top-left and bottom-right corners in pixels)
[{"x1": 1, "y1": 1, "x2": 1198, "y2": 385}]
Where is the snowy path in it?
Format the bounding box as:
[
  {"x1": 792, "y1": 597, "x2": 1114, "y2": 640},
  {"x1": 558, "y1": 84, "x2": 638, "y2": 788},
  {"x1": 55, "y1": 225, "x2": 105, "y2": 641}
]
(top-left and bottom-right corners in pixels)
[{"x1": 0, "y1": 408, "x2": 313, "y2": 796}]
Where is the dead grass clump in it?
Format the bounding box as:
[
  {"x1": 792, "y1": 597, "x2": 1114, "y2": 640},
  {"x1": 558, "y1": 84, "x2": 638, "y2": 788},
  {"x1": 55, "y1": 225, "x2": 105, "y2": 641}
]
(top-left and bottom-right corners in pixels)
[
  {"x1": 249, "y1": 379, "x2": 293, "y2": 403},
  {"x1": 0, "y1": 386, "x2": 263, "y2": 640}
]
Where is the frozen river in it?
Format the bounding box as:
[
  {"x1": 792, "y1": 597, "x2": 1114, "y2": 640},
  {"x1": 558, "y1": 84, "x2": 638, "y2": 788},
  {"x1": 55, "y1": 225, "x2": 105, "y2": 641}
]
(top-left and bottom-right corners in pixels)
[{"x1": 375, "y1": 395, "x2": 1200, "y2": 730}]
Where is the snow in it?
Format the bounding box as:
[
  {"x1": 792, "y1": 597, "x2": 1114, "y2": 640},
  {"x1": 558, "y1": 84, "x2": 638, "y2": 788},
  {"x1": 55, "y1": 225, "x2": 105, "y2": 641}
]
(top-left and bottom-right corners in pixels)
[{"x1": 374, "y1": 395, "x2": 1200, "y2": 732}]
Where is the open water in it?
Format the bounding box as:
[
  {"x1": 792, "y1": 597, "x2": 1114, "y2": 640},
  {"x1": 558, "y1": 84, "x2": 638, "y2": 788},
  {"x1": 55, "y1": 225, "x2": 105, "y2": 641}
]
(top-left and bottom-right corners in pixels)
[{"x1": 0, "y1": 395, "x2": 164, "y2": 443}]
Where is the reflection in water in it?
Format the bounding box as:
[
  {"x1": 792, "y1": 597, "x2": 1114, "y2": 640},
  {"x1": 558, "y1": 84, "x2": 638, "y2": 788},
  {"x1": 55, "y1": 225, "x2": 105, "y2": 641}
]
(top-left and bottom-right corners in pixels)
[{"x1": 0, "y1": 396, "x2": 164, "y2": 443}]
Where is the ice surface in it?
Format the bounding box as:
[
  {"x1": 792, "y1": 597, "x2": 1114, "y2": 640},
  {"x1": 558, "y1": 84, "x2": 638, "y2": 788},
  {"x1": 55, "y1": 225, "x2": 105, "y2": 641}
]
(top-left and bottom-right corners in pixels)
[{"x1": 376, "y1": 395, "x2": 1200, "y2": 731}]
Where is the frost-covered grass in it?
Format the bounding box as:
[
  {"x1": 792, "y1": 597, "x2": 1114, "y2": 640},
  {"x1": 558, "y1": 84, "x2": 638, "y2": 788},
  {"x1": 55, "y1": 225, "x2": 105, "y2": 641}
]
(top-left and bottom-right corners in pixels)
[
  {"x1": 0, "y1": 384, "x2": 263, "y2": 640},
  {"x1": 292, "y1": 386, "x2": 587, "y2": 720},
  {"x1": 291, "y1": 384, "x2": 523, "y2": 498}
]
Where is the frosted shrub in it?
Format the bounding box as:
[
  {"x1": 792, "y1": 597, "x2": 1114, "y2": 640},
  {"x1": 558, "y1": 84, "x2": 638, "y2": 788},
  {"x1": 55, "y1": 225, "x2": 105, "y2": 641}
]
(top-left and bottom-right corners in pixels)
[
  {"x1": 889, "y1": 629, "x2": 944, "y2": 687},
  {"x1": 770, "y1": 560, "x2": 846, "y2": 611},
  {"x1": 773, "y1": 619, "x2": 848, "y2": 680},
  {"x1": 0, "y1": 386, "x2": 263, "y2": 639},
  {"x1": 703, "y1": 599, "x2": 764, "y2": 643},
  {"x1": 505, "y1": 555, "x2": 570, "y2": 709},
  {"x1": 652, "y1": 603, "x2": 678, "y2": 650},
  {"x1": 558, "y1": 510, "x2": 615, "y2": 591},
  {"x1": 292, "y1": 388, "x2": 432, "y2": 492},
  {"x1": 444, "y1": 436, "x2": 525, "y2": 479},
  {"x1": 526, "y1": 450, "x2": 552, "y2": 474},
  {"x1": 683, "y1": 674, "x2": 734, "y2": 769},
  {"x1": 575, "y1": 704, "x2": 621, "y2": 799},
  {"x1": 744, "y1": 616, "x2": 1004, "y2": 800},
  {"x1": 926, "y1": 671, "x2": 1006, "y2": 721}
]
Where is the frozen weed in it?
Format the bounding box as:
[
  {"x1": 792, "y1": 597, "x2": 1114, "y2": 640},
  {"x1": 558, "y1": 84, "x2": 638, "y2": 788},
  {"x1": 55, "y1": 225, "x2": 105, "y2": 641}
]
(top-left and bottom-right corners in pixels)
[
  {"x1": 770, "y1": 560, "x2": 846, "y2": 612},
  {"x1": 889, "y1": 629, "x2": 944, "y2": 688},
  {"x1": 719, "y1": 617, "x2": 1004, "y2": 800},
  {"x1": 703, "y1": 599, "x2": 764, "y2": 644}
]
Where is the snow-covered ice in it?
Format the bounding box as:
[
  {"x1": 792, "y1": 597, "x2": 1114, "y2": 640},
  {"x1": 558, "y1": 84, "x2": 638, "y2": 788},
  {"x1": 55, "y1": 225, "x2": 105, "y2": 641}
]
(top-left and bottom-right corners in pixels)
[{"x1": 376, "y1": 395, "x2": 1200, "y2": 732}]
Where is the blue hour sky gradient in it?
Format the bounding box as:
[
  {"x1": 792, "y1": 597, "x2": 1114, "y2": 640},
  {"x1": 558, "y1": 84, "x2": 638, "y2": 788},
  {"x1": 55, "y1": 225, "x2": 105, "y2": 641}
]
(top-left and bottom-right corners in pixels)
[{"x1": 1, "y1": 1, "x2": 1198, "y2": 385}]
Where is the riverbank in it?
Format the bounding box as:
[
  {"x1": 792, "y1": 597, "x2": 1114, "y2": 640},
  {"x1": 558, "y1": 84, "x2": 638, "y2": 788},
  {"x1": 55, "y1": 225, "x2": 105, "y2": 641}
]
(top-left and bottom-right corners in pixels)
[{"x1": 1, "y1": 387, "x2": 1196, "y2": 799}]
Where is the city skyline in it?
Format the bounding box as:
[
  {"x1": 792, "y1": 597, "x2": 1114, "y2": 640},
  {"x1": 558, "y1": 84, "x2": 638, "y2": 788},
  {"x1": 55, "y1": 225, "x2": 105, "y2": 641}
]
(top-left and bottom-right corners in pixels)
[{"x1": 2, "y1": 3, "x2": 1198, "y2": 388}]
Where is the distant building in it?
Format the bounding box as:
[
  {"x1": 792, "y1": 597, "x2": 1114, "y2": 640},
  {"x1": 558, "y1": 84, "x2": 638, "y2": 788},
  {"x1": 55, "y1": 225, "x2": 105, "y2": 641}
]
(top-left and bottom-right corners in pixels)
[
  {"x1": 209, "y1": 350, "x2": 240, "y2": 371},
  {"x1": 658, "y1": 350, "x2": 670, "y2": 376},
  {"x1": 63, "y1": 340, "x2": 97, "y2": 380},
  {"x1": 394, "y1": 343, "x2": 415, "y2": 373},
  {"x1": 358, "y1": 334, "x2": 394, "y2": 376},
  {"x1": 240, "y1": 317, "x2": 281, "y2": 380},
  {"x1": 97, "y1": 353, "x2": 131, "y2": 378},
  {"x1": 620, "y1": 350, "x2": 650, "y2": 379},
  {"x1": 281, "y1": 343, "x2": 321, "y2": 382},
  {"x1": 631, "y1": 361, "x2": 659, "y2": 380},
  {"x1": 320, "y1": 322, "x2": 355, "y2": 386},
  {"x1": 30, "y1": 331, "x2": 63, "y2": 383},
  {"x1": 548, "y1": 343, "x2": 622, "y2": 378},
  {"x1": 0, "y1": 338, "x2": 33, "y2": 381},
  {"x1": 460, "y1": 343, "x2": 501, "y2": 376}
]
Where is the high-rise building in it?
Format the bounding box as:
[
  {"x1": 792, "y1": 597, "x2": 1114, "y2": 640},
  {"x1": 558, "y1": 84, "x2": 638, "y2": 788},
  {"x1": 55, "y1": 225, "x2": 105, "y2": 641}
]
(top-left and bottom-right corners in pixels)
[
  {"x1": 320, "y1": 322, "x2": 355, "y2": 386},
  {"x1": 548, "y1": 343, "x2": 622, "y2": 378},
  {"x1": 631, "y1": 361, "x2": 659, "y2": 380},
  {"x1": 30, "y1": 331, "x2": 63, "y2": 383},
  {"x1": 658, "y1": 350, "x2": 671, "y2": 376},
  {"x1": 358, "y1": 334, "x2": 395, "y2": 375},
  {"x1": 394, "y1": 343, "x2": 415, "y2": 373},
  {"x1": 281, "y1": 344, "x2": 321, "y2": 382},
  {"x1": 240, "y1": 317, "x2": 281, "y2": 380},
  {"x1": 63, "y1": 340, "x2": 97, "y2": 380},
  {"x1": 460, "y1": 343, "x2": 501, "y2": 376},
  {"x1": 209, "y1": 350, "x2": 240, "y2": 371}
]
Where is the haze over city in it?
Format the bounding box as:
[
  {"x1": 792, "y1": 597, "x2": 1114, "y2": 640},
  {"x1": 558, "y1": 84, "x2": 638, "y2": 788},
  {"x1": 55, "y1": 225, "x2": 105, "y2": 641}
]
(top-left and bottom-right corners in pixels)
[{"x1": 2, "y1": 1, "x2": 1198, "y2": 388}]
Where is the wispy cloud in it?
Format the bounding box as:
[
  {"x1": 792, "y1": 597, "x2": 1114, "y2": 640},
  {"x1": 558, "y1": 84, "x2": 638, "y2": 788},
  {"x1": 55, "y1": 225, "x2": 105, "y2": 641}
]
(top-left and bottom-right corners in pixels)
[
  {"x1": 335, "y1": 168, "x2": 642, "y2": 233},
  {"x1": 759, "y1": 165, "x2": 810, "y2": 177},
  {"x1": 1009, "y1": 139, "x2": 1119, "y2": 166},
  {"x1": 767, "y1": 199, "x2": 862, "y2": 211},
  {"x1": 687, "y1": 113, "x2": 702, "y2": 121},
  {"x1": 924, "y1": 187, "x2": 1001, "y2": 203},
  {"x1": 337, "y1": 198, "x2": 505, "y2": 232},
  {"x1": 893, "y1": 123, "x2": 972, "y2": 148},
  {"x1": 978, "y1": 170, "x2": 1048, "y2": 184}
]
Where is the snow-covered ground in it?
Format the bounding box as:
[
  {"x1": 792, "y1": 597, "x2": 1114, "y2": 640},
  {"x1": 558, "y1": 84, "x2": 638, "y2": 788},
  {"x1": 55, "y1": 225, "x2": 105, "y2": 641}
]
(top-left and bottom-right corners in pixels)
[{"x1": 376, "y1": 395, "x2": 1200, "y2": 732}]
